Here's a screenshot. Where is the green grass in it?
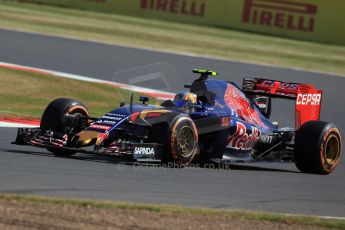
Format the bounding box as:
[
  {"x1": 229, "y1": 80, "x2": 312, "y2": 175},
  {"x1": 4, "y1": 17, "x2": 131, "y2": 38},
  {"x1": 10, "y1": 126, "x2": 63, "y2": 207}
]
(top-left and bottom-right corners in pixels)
[
  {"x1": 0, "y1": 1, "x2": 345, "y2": 76},
  {"x1": 1, "y1": 193, "x2": 345, "y2": 230},
  {"x1": 0, "y1": 67, "x2": 157, "y2": 119}
]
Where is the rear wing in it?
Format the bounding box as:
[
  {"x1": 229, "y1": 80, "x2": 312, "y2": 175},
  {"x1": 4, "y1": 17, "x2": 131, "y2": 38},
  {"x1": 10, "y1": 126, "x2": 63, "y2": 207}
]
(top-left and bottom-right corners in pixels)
[{"x1": 242, "y1": 78, "x2": 323, "y2": 129}]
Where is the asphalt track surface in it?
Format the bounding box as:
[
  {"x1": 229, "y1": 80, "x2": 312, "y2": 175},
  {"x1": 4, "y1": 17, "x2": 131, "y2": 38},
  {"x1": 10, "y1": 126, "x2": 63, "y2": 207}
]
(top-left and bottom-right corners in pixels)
[{"x1": 1, "y1": 29, "x2": 345, "y2": 217}]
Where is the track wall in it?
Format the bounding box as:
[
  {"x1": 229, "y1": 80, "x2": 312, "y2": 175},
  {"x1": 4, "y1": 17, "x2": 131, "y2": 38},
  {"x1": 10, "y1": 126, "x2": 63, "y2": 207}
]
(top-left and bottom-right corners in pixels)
[{"x1": 18, "y1": 0, "x2": 345, "y2": 45}]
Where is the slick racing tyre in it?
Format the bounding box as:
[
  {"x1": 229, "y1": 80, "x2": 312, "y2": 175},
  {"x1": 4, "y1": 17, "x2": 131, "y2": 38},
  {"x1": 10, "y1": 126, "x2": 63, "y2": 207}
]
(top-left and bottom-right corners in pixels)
[
  {"x1": 294, "y1": 121, "x2": 342, "y2": 175},
  {"x1": 167, "y1": 115, "x2": 199, "y2": 164},
  {"x1": 148, "y1": 114, "x2": 199, "y2": 165},
  {"x1": 40, "y1": 98, "x2": 88, "y2": 156}
]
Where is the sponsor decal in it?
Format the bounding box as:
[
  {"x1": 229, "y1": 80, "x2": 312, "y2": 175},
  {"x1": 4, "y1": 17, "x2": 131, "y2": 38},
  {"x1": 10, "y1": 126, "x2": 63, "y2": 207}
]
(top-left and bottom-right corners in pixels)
[
  {"x1": 296, "y1": 93, "x2": 321, "y2": 105},
  {"x1": 140, "y1": 0, "x2": 205, "y2": 17},
  {"x1": 226, "y1": 122, "x2": 261, "y2": 150},
  {"x1": 254, "y1": 79, "x2": 298, "y2": 97},
  {"x1": 224, "y1": 83, "x2": 266, "y2": 128},
  {"x1": 259, "y1": 80, "x2": 297, "y2": 91},
  {"x1": 102, "y1": 115, "x2": 124, "y2": 121},
  {"x1": 260, "y1": 134, "x2": 274, "y2": 144},
  {"x1": 242, "y1": 0, "x2": 317, "y2": 32},
  {"x1": 243, "y1": 79, "x2": 256, "y2": 90},
  {"x1": 253, "y1": 96, "x2": 269, "y2": 110},
  {"x1": 260, "y1": 80, "x2": 275, "y2": 87},
  {"x1": 89, "y1": 124, "x2": 112, "y2": 130},
  {"x1": 99, "y1": 120, "x2": 117, "y2": 125},
  {"x1": 134, "y1": 147, "x2": 155, "y2": 155},
  {"x1": 146, "y1": 112, "x2": 163, "y2": 118},
  {"x1": 106, "y1": 113, "x2": 127, "y2": 117},
  {"x1": 256, "y1": 102, "x2": 267, "y2": 109},
  {"x1": 294, "y1": 86, "x2": 322, "y2": 128},
  {"x1": 281, "y1": 83, "x2": 298, "y2": 91}
]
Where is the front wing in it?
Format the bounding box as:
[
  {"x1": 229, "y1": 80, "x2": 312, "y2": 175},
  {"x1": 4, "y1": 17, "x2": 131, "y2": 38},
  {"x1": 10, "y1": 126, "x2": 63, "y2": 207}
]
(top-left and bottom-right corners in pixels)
[{"x1": 13, "y1": 128, "x2": 163, "y2": 162}]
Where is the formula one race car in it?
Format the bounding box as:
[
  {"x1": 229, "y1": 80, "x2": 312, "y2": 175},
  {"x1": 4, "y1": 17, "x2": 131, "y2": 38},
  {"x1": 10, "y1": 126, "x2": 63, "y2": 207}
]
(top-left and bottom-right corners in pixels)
[{"x1": 13, "y1": 69, "x2": 342, "y2": 174}]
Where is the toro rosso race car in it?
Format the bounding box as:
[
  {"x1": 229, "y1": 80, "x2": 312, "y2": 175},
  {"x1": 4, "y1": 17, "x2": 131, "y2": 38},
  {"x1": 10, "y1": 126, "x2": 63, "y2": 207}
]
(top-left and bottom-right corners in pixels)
[{"x1": 14, "y1": 69, "x2": 342, "y2": 174}]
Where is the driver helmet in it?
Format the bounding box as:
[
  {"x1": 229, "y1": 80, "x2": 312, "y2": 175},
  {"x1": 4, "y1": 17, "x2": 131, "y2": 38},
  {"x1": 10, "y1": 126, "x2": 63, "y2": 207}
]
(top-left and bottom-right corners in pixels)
[{"x1": 173, "y1": 91, "x2": 197, "y2": 108}]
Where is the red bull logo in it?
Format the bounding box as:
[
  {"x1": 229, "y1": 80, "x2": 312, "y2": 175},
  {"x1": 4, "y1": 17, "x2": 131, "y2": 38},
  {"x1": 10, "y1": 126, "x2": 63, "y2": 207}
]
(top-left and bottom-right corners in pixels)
[
  {"x1": 224, "y1": 83, "x2": 266, "y2": 128},
  {"x1": 242, "y1": 0, "x2": 318, "y2": 32},
  {"x1": 226, "y1": 122, "x2": 261, "y2": 150}
]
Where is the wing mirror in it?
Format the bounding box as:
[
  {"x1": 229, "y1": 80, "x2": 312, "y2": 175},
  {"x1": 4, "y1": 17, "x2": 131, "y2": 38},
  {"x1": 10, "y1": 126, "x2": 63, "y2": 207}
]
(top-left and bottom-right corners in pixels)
[{"x1": 139, "y1": 96, "x2": 149, "y2": 105}]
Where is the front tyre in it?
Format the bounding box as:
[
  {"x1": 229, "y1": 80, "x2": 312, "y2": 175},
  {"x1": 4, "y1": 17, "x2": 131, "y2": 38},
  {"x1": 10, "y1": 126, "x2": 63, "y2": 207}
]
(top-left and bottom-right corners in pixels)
[
  {"x1": 168, "y1": 115, "x2": 199, "y2": 164},
  {"x1": 147, "y1": 113, "x2": 198, "y2": 165},
  {"x1": 294, "y1": 121, "x2": 342, "y2": 175},
  {"x1": 40, "y1": 98, "x2": 88, "y2": 156}
]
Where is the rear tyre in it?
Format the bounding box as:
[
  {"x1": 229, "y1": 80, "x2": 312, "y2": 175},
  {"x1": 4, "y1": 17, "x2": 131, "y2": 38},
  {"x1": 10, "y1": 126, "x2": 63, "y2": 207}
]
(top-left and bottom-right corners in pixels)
[
  {"x1": 40, "y1": 98, "x2": 88, "y2": 156},
  {"x1": 294, "y1": 121, "x2": 342, "y2": 175}
]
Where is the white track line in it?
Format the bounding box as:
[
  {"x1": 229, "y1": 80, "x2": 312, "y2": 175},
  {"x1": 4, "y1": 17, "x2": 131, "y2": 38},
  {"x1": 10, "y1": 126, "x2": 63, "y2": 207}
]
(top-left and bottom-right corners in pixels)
[
  {"x1": 0, "y1": 121, "x2": 38, "y2": 128},
  {"x1": 0, "y1": 61, "x2": 175, "y2": 128},
  {"x1": 0, "y1": 62, "x2": 175, "y2": 100},
  {"x1": 280, "y1": 212, "x2": 345, "y2": 220}
]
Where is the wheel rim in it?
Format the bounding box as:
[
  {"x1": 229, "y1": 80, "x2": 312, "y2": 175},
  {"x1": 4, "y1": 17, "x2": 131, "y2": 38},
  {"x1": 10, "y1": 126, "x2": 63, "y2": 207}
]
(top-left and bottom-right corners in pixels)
[
  {"x1": 176, "y1": 126, "x2": 195, "y2": 158},
  {"x1": 324, "y1": 134, "x2": 340, "y2": 165}
]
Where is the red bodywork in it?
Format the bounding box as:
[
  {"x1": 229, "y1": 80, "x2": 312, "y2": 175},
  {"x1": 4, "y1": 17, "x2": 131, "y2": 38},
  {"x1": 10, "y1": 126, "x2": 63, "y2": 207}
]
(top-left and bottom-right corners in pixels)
[
  {"x1": 224, "y1": 83, "x2": 267, "y2": 128},
  {"x1": 243, "y1": 79, "x2": 323, "y2": 129}
]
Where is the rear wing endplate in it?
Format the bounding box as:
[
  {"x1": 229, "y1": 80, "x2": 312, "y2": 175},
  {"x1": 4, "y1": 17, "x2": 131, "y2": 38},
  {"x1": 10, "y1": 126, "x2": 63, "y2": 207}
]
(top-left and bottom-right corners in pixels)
[{"x1": 242, "y1": 78, "x2": 323, "y2": 129}]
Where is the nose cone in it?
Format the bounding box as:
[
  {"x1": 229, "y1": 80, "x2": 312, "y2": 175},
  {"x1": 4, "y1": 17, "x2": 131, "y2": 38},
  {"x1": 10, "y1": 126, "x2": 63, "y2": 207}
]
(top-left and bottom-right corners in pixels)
[{"x1": 75, "y1": 130, "x2": 100, "y2": 146}]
